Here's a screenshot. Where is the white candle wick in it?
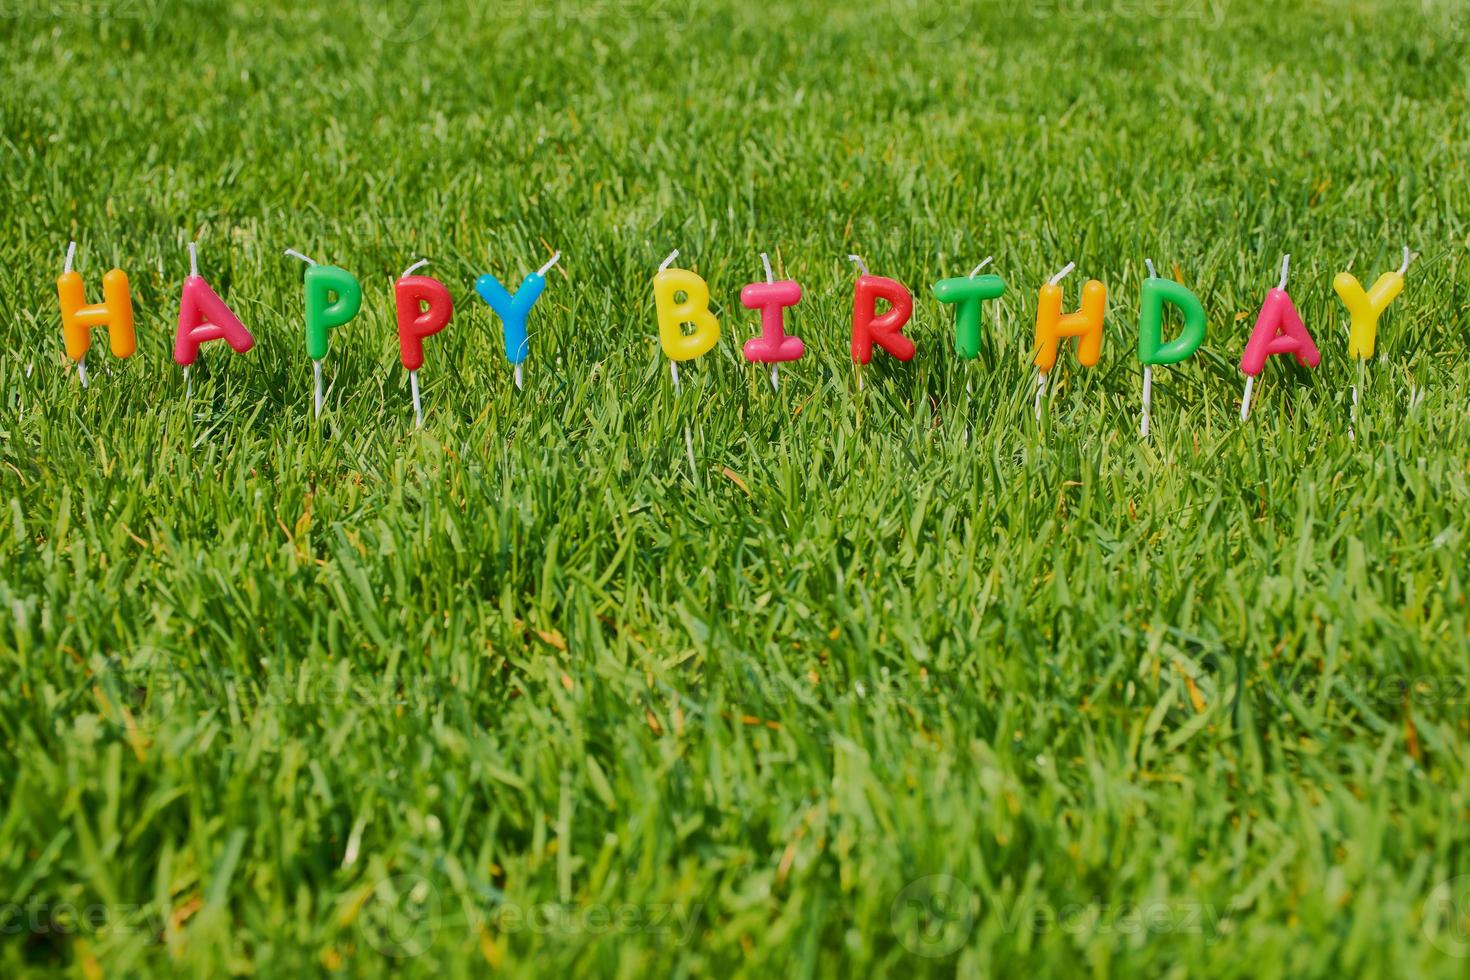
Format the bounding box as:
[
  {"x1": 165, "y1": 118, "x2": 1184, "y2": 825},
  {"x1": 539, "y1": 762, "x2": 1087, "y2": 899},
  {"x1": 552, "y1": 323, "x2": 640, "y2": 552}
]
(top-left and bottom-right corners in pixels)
[
  {"x1": 401, "y1": 258, "x2": 429, "y2": 279},
  {"x1": 188, "y1": 242, "x2": 199, "y2": 278},
  {"x1": 285, "y1": 248, "x2": 317, "y2": 266},
  {"x1": 761, "y1": 252, "x2": 774, "y2": 284},
  {"x1": 659, "y1": 249, "x2": 679, "y2": 272},
  {"x1": 537, "y1": 251, "x2": 562, "y2": 276},
  {"x1": 1278, "y1": 254, "x2": 1290, "y2": 291},
  {"x1": 64, "y1": 241, "x2": 76, "y2": 274},
  {"x1": 1398, "y1": 246, "x2": 1414, "y2": 276},
  {"x1": 1048, "y1": 262, "x2": 1075, "y2": 285},
  {"x1": 847, "y1": 254, "x2": 869, "y2": 277},
  {"x1": 969, "y1": 256, "x2": 993, "y2": 278},
  {"x1": 1145, "y1": 258, "x2": 1156, "y2": 280}
]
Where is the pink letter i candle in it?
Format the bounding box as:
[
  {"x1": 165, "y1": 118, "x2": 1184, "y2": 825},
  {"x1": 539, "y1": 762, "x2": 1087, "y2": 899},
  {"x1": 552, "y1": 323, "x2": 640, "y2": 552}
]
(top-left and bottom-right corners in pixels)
[{"x1": 741, "y1": 252, "x2": 803, "y2": 391}]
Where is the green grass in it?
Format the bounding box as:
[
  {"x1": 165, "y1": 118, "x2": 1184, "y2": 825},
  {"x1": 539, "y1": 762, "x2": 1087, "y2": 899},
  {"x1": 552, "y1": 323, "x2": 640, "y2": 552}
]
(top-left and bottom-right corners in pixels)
[{"x1": 2, "y1": 0, "x2": 1469, "y2": 975}]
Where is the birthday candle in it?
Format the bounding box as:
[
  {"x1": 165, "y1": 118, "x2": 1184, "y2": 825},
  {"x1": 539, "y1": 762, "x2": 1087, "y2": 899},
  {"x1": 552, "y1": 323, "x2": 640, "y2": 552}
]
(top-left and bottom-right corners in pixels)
[
  {"x1": 285, "y1": 249, "x2": 362, "y2": 418},
  {"x1": 848, "y1": 255, "x2": 915, "y2": 366},
  {"x1": 653, "y1": 250, "x2": 721, "y2": 390},
  {"x1": 741, "y1": 252, "x2": 803, "y2": 391},
  {"x1": 1136, "y1": 259, "x2": 1206, "y2": 438},
  {"x1": 932, "y1": 257, "x2": 1006, "y2": 360},
  {"x1": 1031, "y1": 262, "x2": 1106, "y2": 419},
  {"x1": 395, "y1": 259, "x2": 454, "y2": 428},
  {"x1": 476, "y1": 249, "x2": 562, "y2": 389},
  {"x1": 1335, "y1": 246, "x2": 1412, "y2": 360},
  {"x1": 1334, "y1": 246, "x2": 1413, "y2": 439},
  {"x1": 175, "y1": 243, "x2": 254, "y2": 383},
  {"x1": 1239, "y1": 255, "x2": 1317, "y2": 421},
  {"x1": 57, "y1": 241, "x2": 134, "y2": 388}
]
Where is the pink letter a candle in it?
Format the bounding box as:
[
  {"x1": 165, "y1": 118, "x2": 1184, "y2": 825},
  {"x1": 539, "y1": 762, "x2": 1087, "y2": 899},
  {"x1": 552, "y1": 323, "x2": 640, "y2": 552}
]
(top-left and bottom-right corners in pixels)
[{"x1": 175, "y1": 244, "x2": 254, "y2": 367}]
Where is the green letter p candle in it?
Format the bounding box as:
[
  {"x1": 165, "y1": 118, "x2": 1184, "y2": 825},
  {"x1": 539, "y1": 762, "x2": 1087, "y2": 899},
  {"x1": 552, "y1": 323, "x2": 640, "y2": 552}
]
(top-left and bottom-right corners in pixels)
[{"x1": 304, "y1": 265, "x2": 363, "y2": 361}]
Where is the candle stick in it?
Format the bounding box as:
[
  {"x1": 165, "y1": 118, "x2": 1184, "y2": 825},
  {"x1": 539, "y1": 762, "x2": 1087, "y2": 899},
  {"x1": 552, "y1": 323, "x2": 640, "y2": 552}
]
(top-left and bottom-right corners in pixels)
[
  {"x1": 933, "y1": 254, "x2": 1006, "y2": 362},
  {"x1": 934, "y1": 256, "x2": 1005, "y2": 440},
  {"x1": 653, "y1": 248, "x2": 721, "y2": 484},
  {"x1": 653, "y1": 248, "x2": 721, "y2": 394},
  {"x1": 1031, "y1": 262, "x2": 1106, "y2": 422},
  {"x1": 1334, "y1": 245, "x2": 1413, "y2": 440},
  {"x1": 849, "y1": 255, "x2": 867, "y2": 391},
  {"x1": 1240, "y1": 254, "x2": 1317, "y2": 422},
  {"x1": 741, "y1": 251, "x2": 804, "y2": 392},
  {"x1": 475, "y1": 248, "x2": 562, "y2": 391},
  {"x1": 848, "y1": 254, "x2": 916, "y2": 393},
  {"x1": 57, "y1": 240, "x2": 135, "y2": 390},
  {"x1": 395, "y1": 258, "x2": 454, "y2": 429},
  {"x1": 1141, "y1": 259, "x2": 1154, "y2": 436},
  {"x1": 65, "y1": 243, "x2": 84, "y2": 389},
  {"x1": 186, "y1": 244, "x2": 196, "y2": 397},
  {"x1": 1136, "y1": 257, "x2": 1207, "y2": 440},
  {"x1": 763, "y1": 253, "x2": 778, "y2": 393},
  {"x1": 175, "y1": 241, "x2": 255, "y2": 400},
  {"x1": 286, "y1": 249, "x2": 363, "y2": 419}
]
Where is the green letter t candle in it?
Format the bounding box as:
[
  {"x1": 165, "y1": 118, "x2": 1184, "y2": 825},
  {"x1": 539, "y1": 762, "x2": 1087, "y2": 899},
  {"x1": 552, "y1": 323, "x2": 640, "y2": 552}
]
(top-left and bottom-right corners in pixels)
[{"x1": 933, "y1": 273, "x2": 1006, "y2": 360}]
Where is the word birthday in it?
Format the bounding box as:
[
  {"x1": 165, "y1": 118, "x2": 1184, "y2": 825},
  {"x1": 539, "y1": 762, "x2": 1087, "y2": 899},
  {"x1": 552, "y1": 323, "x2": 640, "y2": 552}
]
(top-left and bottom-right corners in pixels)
[{"x1": 54, "y1": 239, "x2": 1415, "y2": 435}]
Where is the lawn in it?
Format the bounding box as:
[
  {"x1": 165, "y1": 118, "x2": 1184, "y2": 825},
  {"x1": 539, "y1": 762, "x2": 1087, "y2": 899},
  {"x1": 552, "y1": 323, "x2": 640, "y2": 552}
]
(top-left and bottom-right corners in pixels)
[{"x1": 1, "y1": 0, "x2": 1469, "y2": 975}]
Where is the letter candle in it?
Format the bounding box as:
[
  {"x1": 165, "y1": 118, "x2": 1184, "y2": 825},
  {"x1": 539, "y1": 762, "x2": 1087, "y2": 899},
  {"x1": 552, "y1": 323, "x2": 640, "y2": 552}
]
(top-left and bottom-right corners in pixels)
[
  {"x1": 57, "y1": 240, "x2": 135, "y2": 389},
  {"x1": 1334, "y1": 246, "x2": 1413, "y2": 440},
  {"x1": 653, "y1": 248, "x2": 721, "y2": 483},
  {"x1": 175, "y1": 242, "x2": 255, "y2": 398},
  {"x1": 1240, "y1": 254, "x2": 1318, "y2": 422},
  {"x1": 740, "y1": 252, "x2": 804, "y2": 392},
  {"x1": 394, "y1": 258, "x2": 454, "y2": 428},
  {"x1": 1136, "y1": 258, "x2": 1207, "y2": 439},
  {"x1": 285, "y1": 248, "x2": 363, "y2": 419},
  {"x1": 475, "y1": 249, "x2": 562, "y2": 390},
  {"x1": 933, "y1": 256, "x2": 1006, "y2": 363},
  {"x1": 848, "y1": 254, "x2": 915, "y2": 391},
  {"x1": 1031, "y1": 262, "x2": 1107, "y2": 421},
  {"x1": 653, "y1": 249, "x2": 721, "y2": 395}
]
